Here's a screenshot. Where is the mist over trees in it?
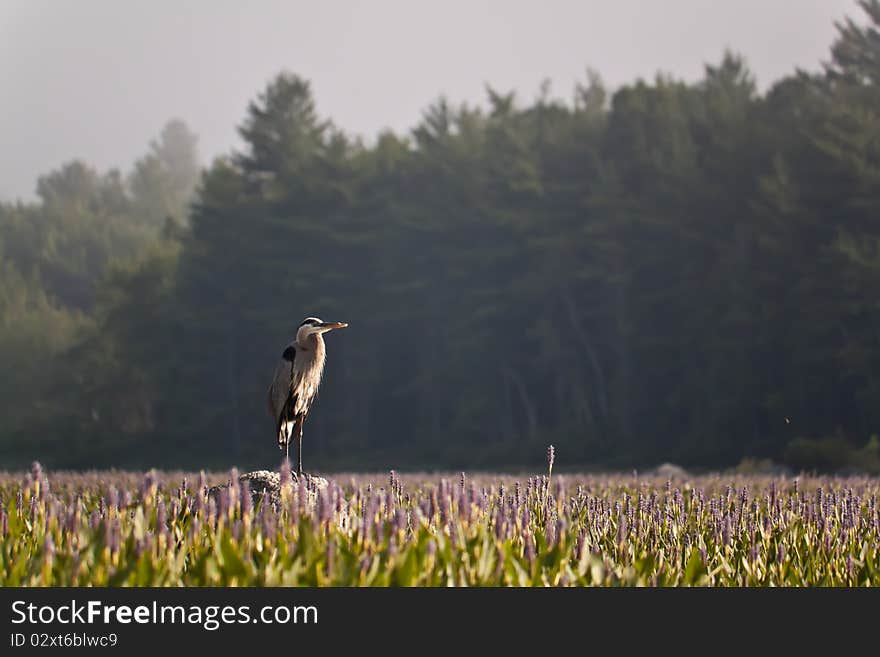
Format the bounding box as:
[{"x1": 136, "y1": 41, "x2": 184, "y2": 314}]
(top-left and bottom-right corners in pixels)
[{"x1": 2, "y1": 2, "x2": 880, "y2": 472}]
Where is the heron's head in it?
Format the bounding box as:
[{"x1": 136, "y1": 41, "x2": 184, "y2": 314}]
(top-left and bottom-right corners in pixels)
[{"x1": 295, "y1": 316, "x2": 348, "y2": 344}]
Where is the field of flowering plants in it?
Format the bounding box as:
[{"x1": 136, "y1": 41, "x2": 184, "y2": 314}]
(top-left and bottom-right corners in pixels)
[{"x1": 1, "y1": 458, "x2": 879, "y2": 586}]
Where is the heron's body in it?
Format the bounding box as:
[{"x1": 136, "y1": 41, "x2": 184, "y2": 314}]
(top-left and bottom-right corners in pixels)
[
  {"x1": 267, "y1": 317, "x2": 347, "y2": 474},
  {"x1": 267, "y1": 333, "x2": 325, "y2": 438}
]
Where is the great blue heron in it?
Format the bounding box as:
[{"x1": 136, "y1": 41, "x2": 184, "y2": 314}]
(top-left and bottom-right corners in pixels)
[{"x1": 267, "y1": 317, "x2": 348, "y2": 475}]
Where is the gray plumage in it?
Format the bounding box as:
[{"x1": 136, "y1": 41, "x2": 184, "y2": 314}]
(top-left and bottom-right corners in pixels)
[{"x1": 267, "y1": 316, "x2": 347, "y2": 475}]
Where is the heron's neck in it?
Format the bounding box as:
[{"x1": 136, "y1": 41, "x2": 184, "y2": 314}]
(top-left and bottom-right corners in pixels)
[{"x1": 296, "y1": 334, "x2": 326, "y2": 367}]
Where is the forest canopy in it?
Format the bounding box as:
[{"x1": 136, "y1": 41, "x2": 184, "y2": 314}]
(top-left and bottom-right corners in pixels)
[{"x1": 2, "y1": 2, "x2": 880, "y2": 473}]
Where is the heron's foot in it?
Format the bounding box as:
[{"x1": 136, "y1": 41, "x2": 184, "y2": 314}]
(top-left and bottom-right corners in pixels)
[{"x1": 292, "y1": 470, "x2": 324, "y2": 486}]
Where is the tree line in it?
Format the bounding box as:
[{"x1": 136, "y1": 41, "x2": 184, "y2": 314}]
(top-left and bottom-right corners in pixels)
[{"x1": 2, "y1": 2, "x2": 880, "y2": 472}]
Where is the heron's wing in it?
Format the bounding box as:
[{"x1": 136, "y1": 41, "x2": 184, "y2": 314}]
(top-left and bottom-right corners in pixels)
[{"x1": 267, "y1": 344, "x2": 296, "y2": 423}]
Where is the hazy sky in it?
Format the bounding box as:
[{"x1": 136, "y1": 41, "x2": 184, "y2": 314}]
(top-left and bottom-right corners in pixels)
[{"x1": 0, "y1": 0, "x2": 861, "y2": 200}]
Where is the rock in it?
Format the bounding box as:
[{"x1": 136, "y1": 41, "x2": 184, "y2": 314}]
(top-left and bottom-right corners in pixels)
[
  {"x1": 652, "y1": 462, "x2": 689, "y2": 479},
  {"x1": 208, "y1": 469, "x2": 328, "y2": 507}
]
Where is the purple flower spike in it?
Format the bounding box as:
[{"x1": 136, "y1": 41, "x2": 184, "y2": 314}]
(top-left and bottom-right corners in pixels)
[
  {"x1": 43, "y1": 534, "x2": 55, "y2": 561},
  {"x1": 326, "y1": 539, "x2": 336, "y2": 579},
  {"x1": 524, "y1": 534, "x2": 536, "y2": 567},
  {"x1": 156, "y1": 500, "x2": 167, "y2": 531},
  {"x1": 240, "y1": 481, "x2": 253, "y2": 515}
]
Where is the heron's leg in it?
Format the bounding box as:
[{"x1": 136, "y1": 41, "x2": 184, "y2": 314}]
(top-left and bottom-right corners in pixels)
[
  {"x1": 296, "y1": 427, "x2": 303, "y2": 477},
  {"x1": 281, "y1": 410, "x2": 293, "y2": 468},
  {"x1": 295, "y1": 416, "x2": 304, "y2": 476}
]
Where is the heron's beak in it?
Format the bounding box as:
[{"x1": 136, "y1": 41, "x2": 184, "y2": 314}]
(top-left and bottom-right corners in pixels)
[{"x1": 317, "y1": 322, "x2": 348, "y2": 332}]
